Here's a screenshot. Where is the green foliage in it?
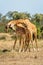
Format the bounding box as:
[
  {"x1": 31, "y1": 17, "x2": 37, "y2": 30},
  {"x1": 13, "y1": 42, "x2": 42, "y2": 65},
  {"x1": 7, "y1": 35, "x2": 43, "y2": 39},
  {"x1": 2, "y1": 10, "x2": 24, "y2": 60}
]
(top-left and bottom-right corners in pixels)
[
  {"x1": 31, "y1": 14, "x2": 43, "y2": 39},
  {"x1": 12, "y1": 12, "x2": 29, "y2": 19},
  {"x1": 37, "y1": 27, "x2": 41, "y2": 38},
  {"x1": 41, "y1": 31, "x2": 43, "y2": 38},
  {"x1": 0, "y1": 21, "x2": 8, "y2": 33},
  {"x1": 0, "y1": 24, "x2": 5, "y2": 33},
  {"x1": 6, "y1": 11, "x2": 31, "y2": 20}
]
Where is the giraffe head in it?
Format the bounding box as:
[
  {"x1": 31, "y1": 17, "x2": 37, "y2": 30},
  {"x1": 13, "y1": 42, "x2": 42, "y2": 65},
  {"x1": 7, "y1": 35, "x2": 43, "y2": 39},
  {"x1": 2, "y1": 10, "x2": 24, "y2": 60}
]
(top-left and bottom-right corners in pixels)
[{"x1": 5, "y1": 24, "x2": 10, "y2": 32}]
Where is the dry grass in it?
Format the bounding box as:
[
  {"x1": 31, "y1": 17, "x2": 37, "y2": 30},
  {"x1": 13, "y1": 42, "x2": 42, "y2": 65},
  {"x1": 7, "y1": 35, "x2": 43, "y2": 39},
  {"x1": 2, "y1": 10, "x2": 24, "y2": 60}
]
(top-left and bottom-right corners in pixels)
[{"x1": 0, "y1": 33, "x2": 43, "y2": 65}]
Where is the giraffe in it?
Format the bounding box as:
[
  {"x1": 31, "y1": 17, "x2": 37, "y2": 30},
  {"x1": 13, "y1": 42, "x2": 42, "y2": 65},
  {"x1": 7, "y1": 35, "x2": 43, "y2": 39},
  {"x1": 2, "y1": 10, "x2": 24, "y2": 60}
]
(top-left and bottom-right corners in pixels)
[
  {"x1": 12, "y1": 24, "x2": 31, "y2": 52},
  {"x1": 5, "y1": 19, "x2": 38, "y2": 51}
]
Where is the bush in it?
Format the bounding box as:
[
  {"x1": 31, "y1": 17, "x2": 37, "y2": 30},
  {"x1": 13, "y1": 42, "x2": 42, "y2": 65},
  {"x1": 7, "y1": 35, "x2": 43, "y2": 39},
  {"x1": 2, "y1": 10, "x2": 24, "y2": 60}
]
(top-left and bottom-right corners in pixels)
[
  {"x1": 41, "y1": 31, "x2": 43, "y2": 39},
  {"x1": 37, "y1": 27, "x2": 41, "y2": 39}
]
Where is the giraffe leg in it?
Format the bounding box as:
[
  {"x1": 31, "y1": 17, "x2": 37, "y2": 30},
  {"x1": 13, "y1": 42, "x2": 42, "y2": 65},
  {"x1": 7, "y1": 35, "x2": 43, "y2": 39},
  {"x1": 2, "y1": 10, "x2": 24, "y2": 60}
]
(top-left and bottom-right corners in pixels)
[
  {"x1": 24, "y1": 39, "x2": 28, "y2": 52},
  {"x1": 22, "y1": 37, "x2": 26, "y2": 52},
  {"x1": 30, "y1": 38, "x2": 35, "y2": 51},
  {"x1": 28, "y1": 41, "x2": 30, "y2": 52},
  {"x1": 19, "y1": 38, "x2": 24, "y2": 53},
  {"x1": 19, "y1": 37, "x2": 21, "y2": 52},
  {"x1": 13, "y1": 38, "x2": 17, "y2": 50},
  {"x1": 35, "y1": 35, "x2": 39, "y2": 51}
]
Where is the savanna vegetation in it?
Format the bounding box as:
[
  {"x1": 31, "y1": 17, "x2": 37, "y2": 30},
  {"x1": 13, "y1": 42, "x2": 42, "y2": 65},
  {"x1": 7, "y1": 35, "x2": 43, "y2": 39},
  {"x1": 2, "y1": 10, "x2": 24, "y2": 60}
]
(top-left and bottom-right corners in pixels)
[
  {"x1": 0, "y1": 11, "x2": 43, "y2": 39},
  {"x1": 0, "y1": 11, "x2": 43, "y2": 65}
]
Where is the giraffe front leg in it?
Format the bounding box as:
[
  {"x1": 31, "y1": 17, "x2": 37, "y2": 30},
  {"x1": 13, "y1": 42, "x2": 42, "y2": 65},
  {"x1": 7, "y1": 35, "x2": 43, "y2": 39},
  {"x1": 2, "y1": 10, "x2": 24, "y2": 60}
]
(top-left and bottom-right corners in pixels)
[
  {"x1": 13, "y1": 38, "x2": 17, "y2": 50},
  {"x1": 35, "y1": 38, "x2": 39, "y2": 51},
  {"x1": 19, "y1": 38, "x2": 24, "y2": 53}
]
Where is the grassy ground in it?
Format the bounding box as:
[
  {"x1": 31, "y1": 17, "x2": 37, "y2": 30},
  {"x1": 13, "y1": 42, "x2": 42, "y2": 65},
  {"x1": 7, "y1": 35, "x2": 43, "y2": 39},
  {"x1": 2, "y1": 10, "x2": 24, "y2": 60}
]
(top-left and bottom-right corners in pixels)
[{"x1": 0, "y1": 33, "x2": 43, "y2": 65}]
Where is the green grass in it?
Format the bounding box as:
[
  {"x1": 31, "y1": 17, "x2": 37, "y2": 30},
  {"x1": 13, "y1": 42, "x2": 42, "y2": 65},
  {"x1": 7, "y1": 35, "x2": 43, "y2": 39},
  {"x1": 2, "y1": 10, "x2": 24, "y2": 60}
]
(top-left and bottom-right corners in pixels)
[{"x1": 0, "y1": 25, "x2": 5, "y2": 33}]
